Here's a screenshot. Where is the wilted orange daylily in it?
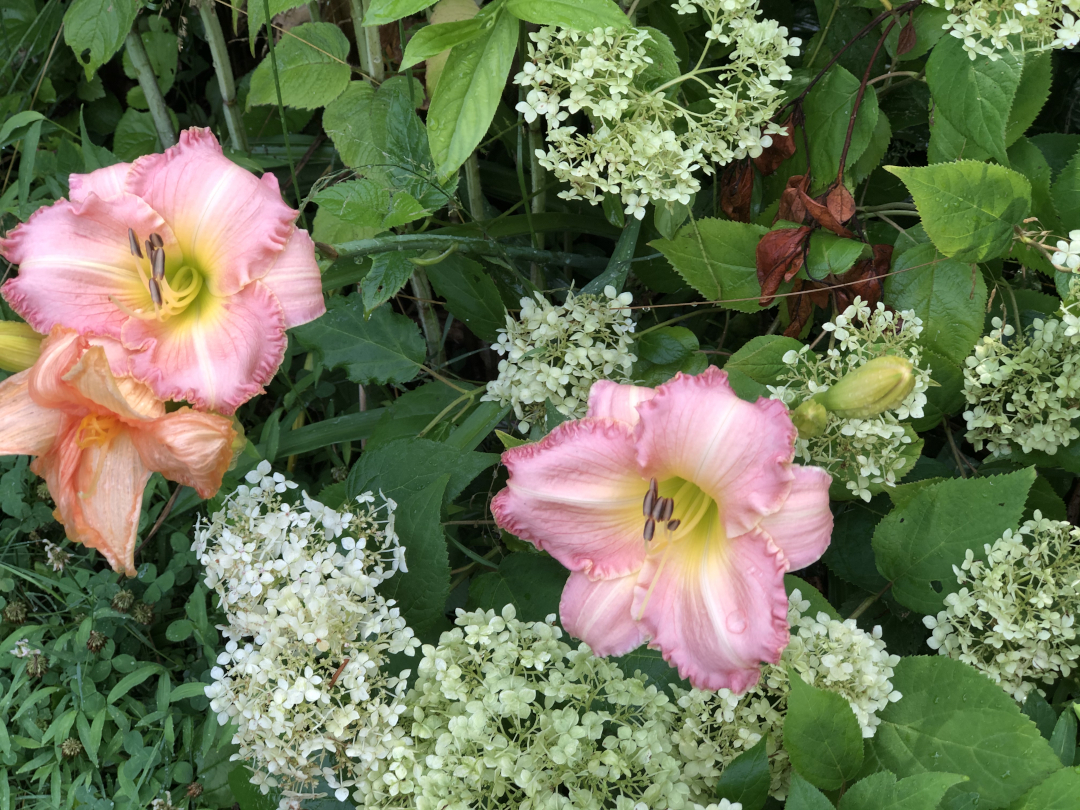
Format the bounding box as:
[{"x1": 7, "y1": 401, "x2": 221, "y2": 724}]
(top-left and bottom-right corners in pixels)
[{"x1": 0, "y1": 327, "x2": 236, "y2": 575}]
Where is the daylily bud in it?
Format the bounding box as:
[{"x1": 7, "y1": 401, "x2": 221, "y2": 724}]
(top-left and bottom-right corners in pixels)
[
  {"x1": 815, "y1": 355, "x2": 916, "y2": 419},
  {"x1": 790, "y1": 398, "x2": 828, "y2": 438},
  {"x1": 0, "y1": 322, "x2": 43, "y2": 373}
]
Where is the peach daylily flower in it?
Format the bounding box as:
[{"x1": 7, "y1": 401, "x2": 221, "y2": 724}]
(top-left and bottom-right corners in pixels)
[
  {"x1": 492, "y1": 367, "x2": 834, "y2": 692},
  {"x1": 0, "y1": 128, "x2": 325, "y2": 414},
  {"x1": 0, "y1": 327, "x2": 237, "y2": 576}
]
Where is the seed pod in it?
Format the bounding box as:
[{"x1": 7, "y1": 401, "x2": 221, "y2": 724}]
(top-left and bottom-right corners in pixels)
[{"x1": 790, "y1": 398, "x2": 829, "y2": 439}]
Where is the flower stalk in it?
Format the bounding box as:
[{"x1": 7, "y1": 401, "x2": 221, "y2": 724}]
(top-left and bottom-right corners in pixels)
[
  {"x1": 349, "y1": 0, "x2": 385, "y2": 81},
  {"x1": 125, "y1": 27, "x2": 176, "y2": 148},
  {"x1": 194, "y1": 0, "x2": 248, "y2": 152}
]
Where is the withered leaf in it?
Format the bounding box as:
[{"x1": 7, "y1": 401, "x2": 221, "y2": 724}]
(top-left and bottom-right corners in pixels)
[
  {"x1": 757, "y1": 226, "x2": 812, "y2": 305},
  {"x1": 778, "y1": 174, "x2": 810, "y2": 224},
  {"x1": 834, "y1": 243, "x2": 892, "y2": 311},
  {"x1": 784, "y1": 280, "x2": 815, "y2": 337},
  {"x1": 753, "y1": 119, "x2": 797, "y2": 176},
  {"x1": 720, "y1": 161, "x2": 754, "y2": 223},
  {"x1": 896, "y1": 16, "x2": 917, "y2": 56}
]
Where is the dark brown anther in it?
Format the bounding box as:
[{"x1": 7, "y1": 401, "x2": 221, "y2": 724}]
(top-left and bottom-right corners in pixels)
[
  {"x1": 666, "y1": 519, "x2": 681, "y2": 532},
  {"x1": 643, "y1": 486, "x2": 657, "y2": 518},
  {"x1": 144, "y1": 239, "x2": 153, "y2": 258},
  {"x1": 128, "y1": 228, "x2": 143, "y2": 258},
  {"x1": 151, "y1": 247, "x2": 165, "y2": 281},
  {"x1": 655, "y1": 497, "x2": 674, "y2": 523},
  {"x1": 148, "y1": 233, "x2": 163, "y2": 249},
  {"x1": 643, "y1": 517, "x2": 655, "y2": 542},
  {"x1": 149, "y1": 277, "x2": 163, "y2": 307}
]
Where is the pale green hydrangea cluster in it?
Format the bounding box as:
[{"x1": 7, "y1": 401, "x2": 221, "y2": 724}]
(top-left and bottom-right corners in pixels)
[
  {"x1": 672, "y1": 590, "x2": 902, "y2": 801},
  {"x1": 769, "y1": 298, "x2": 931, "y2": 501},
  {"x1": 194, "y1": 463, "x2": 419, "y2": 810},
  {"x1": 514, "y1": 0, "x2": 800, "y2": 218},
  {"x1": 483, "y1": 286, "x2": 636, "y2": 433},
  {"x1": 962, "y1": 314, "x2": 1080, "y2": 457},
  {"x1": 923, "y1": 0, "x2": 1080, "y2": 59},
  {"x1": 355, "y1": 605, "x2": 741, "y2": 810},
  {"x1": 923, "y1": 512, "x2": 1080, "y2": 702}
]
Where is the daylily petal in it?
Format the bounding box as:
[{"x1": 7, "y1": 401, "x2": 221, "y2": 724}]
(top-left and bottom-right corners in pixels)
[
  {"x1": 759, "y1": 465, "x2": 833, "y2": 571},
  {"x1": 26, "y1": 328, "x2": 89, "y2": 413},
  {"x1": 633, "y1": 525, "x2": 790, "y2": 692},
  {"x1": 130, "y1": 409, "x2": 236, "y2": 498},
  {"x1": 121, "y1": 281, "x2": 287, "y2": 413},
  {"x1": 35, "y1": 423, "x2": 150, "y2": 576},
  {"x1": 0, "y1": 371, "x2": 61, "y2": 456},
  {"x1": 0, "y1": 192, "x2": 178, "y2": 341},
  {"x1": 587, "y1": 380, "x2": 656, "y2": 426},
  {"x1": 634, "y1": 367, "x2": 796, "y2": 538},
  {"x1": 491, "y1": 418, "x2": 649, "y2": 579},
  {"x1": 559, "y1": 571, "x2": 647, "y2": 657},
  {"x1": 125, "y1": 128, "x2": 296, "y2": 296},
  {"x1": 62, "y1": 344, "x2": 159, "y2": 423},
  {"x1": 260, "y1": 229, "x2": 326, "y2": 329},
  {"x1": 69, "y1": 163, "x2": 131, "y2": 203}
]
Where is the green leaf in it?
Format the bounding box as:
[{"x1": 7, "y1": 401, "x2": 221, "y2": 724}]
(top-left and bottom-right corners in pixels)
[
  {"x1": 466, "y1": 553, "x2": 569, "y2": 622},
  {"x1": 650, "y1": 218, "x2": 769, "y2": 312},
  {"x1": 786, "y1": 575, "x2": 840, "y2": 621},
  {"x1": 1008, "y1": 768, "x2": 1080, "y2": 810},
  {"x1": 1052, "y1": 147, "x2": 1080, "y2": 231},
  {"x1": 64, "y1": 0, "x2": 140, "y2": 80},
  {"x1": 122, "y1": 20, "x2": 179, "y2": 107},
  {"x1": 886, "y1": 162, "x2": 1031, "y2": 262},
  {"x1": 504, "y1": 0, "x2": 629, "y2": 30},
  {"x1": 427, "y1": 6, "x2": 517, "y2": 177},
  {"x1": 786, "y1": 775, "x2": 836, "y2": 810},
  {"x1": 401, "y1": 17, "x2": 486, "y2": 70},
  {"x1": 884, "y1": 5, "x2": 949, "y2": 62},
  {"x1": 113, "y1": 109, "x2": 162, "y2": 162},
  {"x1": 806, "y1": 231, "x2": 870, "y2": 280},
  {"x1": 313, "y1": 179, "x2": 426, "y2": 233},
  {"x1": 715, "y1": 737, "x2": 771, "y2": 810},
  {"x1": 823, "y1": 498, "x2": 890, "y2": 593},
  {"x1": 365, "y1": 0, "x2": 438, "y2": 26},
  {"x1": 851, "y1": 110, "x2": 893, "y2": 187},
  {"x1": 784, "y1": 668, "x2": 864, "y2": 789},
  {"x1": 322, "y1": 80, "x2": 380, "y2": 169},
  {"x1": 838, "y1": 772, "x2": 968, "y2": 810},
  {"x1": 425, "y1": 253, "x2": 507, "y2": 342},
  {"x1": 613, "y1": 646, "x2": 688, "y2": 691},
  {"x1": 228, "y1": 763, "x2": 278, "y2": 810},
  {"x1": 362, "y1": 252, "x2": 419, "y2": 313},
  {"x1": 164, "y1": 619, "x2": 193, "y2": 642},
  {"x1": 1021, "y1": 692, "x2": 1059, "y2": 741},
  {"x1": 925, "y1": 36, "x2": 1021, "y2": 165},
  {"x1": 872, "y1": 468, "x2": 1036, "y2": 613},
  {"x1": 884, "y1": 243, "x2": 988, "y2": 365},
  {"x1": 722, "y1": 335, "x2": 804, "y2": 393},
  {"x1": 631, "y1": 326, "x2": 708, "y2": 386},
  {"x1": 246, "y1": 0, "x2": 307, "y2": 52},
  {"x1": 247, "y1": 23, "x2": 351, "y2": 110},
  {"x1": 107, "y1": 664, "x2": 164, "y2": 705},
  {"x1": 1049, "y1": 709, "x2": 1076, "y2": 766},
  {"x1": 1005, "y1": 51, "x2": 1052, "y2": 147},
  {"x1": 804, "y1": 65, "x2": 880, "y2": 192},
  {"x1": 293, "y1": 294, "x2": 425, "y2": 385},
  {"x1": 582, "y1": 217, "x2": 642, "y2": 295},
  {"x1": 867, "y1": 656, "x2": 1062, "y2": 808},
  {"x1": 928, "y1": 110, "x2": 990, "y2": 165},
  {"x1": 1008, "y1": 137, "x2": 1061, "y2": 274}
]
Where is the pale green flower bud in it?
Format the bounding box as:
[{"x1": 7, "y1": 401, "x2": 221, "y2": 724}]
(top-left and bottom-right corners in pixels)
[
  {"x1": 790, "y1": 398, "x2": 828, "y2": 439},
  {"x1": 815, "y1": 355, "x2": 916, "y2": 419},
  {"x1": 0, "y1": 322, "x2": 43, "y2": 373}
]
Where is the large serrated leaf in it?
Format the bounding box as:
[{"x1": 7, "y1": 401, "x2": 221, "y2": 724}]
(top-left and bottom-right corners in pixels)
[
  {"x1": 247, "y1": 22, "x2": 351, "y2": 110},
  {"x1": 785, "y1": 669, "x2": 865, "y2": 789},
  {"x1": 504, "y1": 0, "x2": 628, "y2": 30},
  {"x1": 63, "y1": 0, "x2": 140, "y2": 80},
  {"x1": 803, "y1": 65, "x2": 880, "y2": 191}
]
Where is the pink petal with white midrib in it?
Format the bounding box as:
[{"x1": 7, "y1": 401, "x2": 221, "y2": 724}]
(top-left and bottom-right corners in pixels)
[
  {"x1": 260, "y1": 229, "x2": 326, "y2": 329},
  {"x1": 559, "y1": 570, "x2": 647, "y2": 657},
  {"x1": 759, "y1": 464, "x2": 834, "y2": 571}
]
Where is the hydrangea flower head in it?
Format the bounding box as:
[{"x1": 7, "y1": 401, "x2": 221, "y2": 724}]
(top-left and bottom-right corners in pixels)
[
  {"x1": 923, "y1": 512, "x2": 1080, "y2": 702},
  {"x1": 492, "y1": 367, "x2": 833, "y2": 692},
  {"x1": 0, "y1": 128, "x2": 326, "y2": 414},
  {"x1": 0, "y1": 327, "x2": 236, "y2": 575},
  {"x1": 769, "y1": 298, "x2": 930, "y2": 501},
  {"x1": 924, "y1": 0, "x2": 1080, "y2": 59}
]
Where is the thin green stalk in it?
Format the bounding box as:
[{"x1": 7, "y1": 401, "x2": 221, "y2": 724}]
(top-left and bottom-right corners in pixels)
[
  {"x1": 125, "y1": 28, "x2": 176, "y2": 147},
  {"x1": 464, "y1": 153, "x2": 485, "y2": 221},
  {"x1": 807, "y1": 0, "x2": 841, "y2": 68},
  {"x1": 349, "y1": 0, "x2": 384, "y2": 80},
  {"x1": 261, "y1": 0, "x2": 306, "y2": 226},
  {"x1": 196, "y1": 0, "x2": 247, "y2": 152},
  {"x1": 410, "y1": 268, "x2": 446, "y2": 366}
]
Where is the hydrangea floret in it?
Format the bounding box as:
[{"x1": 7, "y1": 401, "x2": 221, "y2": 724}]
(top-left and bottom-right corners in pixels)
[
  {"x1": 1051, "y1": 228, "x2": 1080, "y2": 271},
  {"x1": 923, "y1": 511, "x2": 1080, "y2": 702},
  {"x1": 673, "y1": 590, "x2": 902, "y2": 801},
  {"x1": 483, "y1": 286, "x2": 636, "y2": 433},
  {"x1": 769, "y1": 298, "x2": 931, "y2": 501},
  {"x1": 514, "y1": 0, "x2": 800, "y2": 218},
  {"x1": 356, "y1": 604, "x2": 738, "y2": 810},
  {"x1": 923, "y1": 0, "x2": 1080, "y2": 59},
  {"x1": 194, "y1": 462, "x2": 419, "y2": 809},
  {"x1": 962, "y1": 314, "x2": 1080, "y2": 457}
]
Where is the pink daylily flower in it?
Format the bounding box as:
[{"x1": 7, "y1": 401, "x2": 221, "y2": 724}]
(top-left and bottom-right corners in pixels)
[
  {"x1": 491, "y1": 367, "x2": 834, "y2": 692},
  {"x1": 0, "y1": 327, "x2": 237, "y2": 576},
  {"x1": 0, "y1": 128, "x2": 325, "y2": 414}
]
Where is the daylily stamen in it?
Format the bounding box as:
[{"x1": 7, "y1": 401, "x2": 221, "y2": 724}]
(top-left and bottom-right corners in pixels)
[
  {"x1": 643, "y1": 517, "x2": 655, "y2": 541},
  {"x1": 148, "y1": 232, "x2": 163, "y2": 249},
  {"x1": 642, "y1": 477, "x2": 658, "y2": 517},
  {"x1": 149, "y1": 277, "x2": 163, "y2": 307},
  {"x1": 128, "y1": 228, "x2": 142, "y2": 258},
  {"x1": 151, "y1": 246, "x2": 165, "y2": 281},
  {"x1": 75, "y1": 413, "x2": 123, "y2": 449}
]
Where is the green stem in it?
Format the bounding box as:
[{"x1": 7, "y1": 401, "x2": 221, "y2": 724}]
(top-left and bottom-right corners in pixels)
[
  {"x1": 349, "y1": 0, "x2": 385, "y2": 80},
  {"x1": 125, "y1": 28, "x2": 176, "y2": 147},
  {"x1": 635, "y1": 306, "x2": 727, "y2": 337},
  {"x1": 807, "y1": 0, "x2": 841, "y2": 68},
  {"x1": 410, "y1": 268, "x2": 446, "y2": 366},
  {"x1": 262, "y1": 0, "x2": 305, "y2": 224},
  {"x1": 196, "y1": 0, "x2": 247, "y2": 152},
  {"x1": 464, "y1": 153, "x2": 485, "y2": 220}
]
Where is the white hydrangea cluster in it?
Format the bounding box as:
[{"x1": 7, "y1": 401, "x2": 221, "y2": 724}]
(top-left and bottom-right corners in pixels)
[
  {"x1": 193, "y1": 462, "x2": 420, "y2": 809},
  {"x1": 1052, "y1": 228, "x2": 1080, "y2": 271},
  {"x1": 358, "y1": 605, "x2": 735, "y2": 810},
  {"x1": 923, "y1": 512, "x2": 1080, "y2": 702},
  {"x1": 483, "y1": 286, "x2": 636, "y2": 433},
  {"x1": 962, "y1": 314, "x2": 1080, "y2": 457},
  {"x1": 673, "y1": 591, "x2": 902, "y2": 801},
  {"x1": 514, "y1": 0, "x2": 800, "y2": 218},
  {"x1": 924, "y1": 0, "x2": 1080, "y2": 59},
  {"x1": 769, "y1": 298, "x2": 931, "y2": 501}
]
